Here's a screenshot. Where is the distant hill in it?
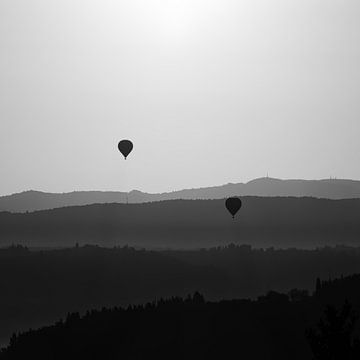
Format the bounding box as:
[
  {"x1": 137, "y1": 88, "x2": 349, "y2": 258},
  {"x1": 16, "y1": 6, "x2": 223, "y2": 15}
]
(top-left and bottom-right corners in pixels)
[
  {"x1": 2, "y1": 177, "x2": 360, "y2": 213},
  {"x1": 1, "y1": 197, "x2": 360, "y2": 248}
]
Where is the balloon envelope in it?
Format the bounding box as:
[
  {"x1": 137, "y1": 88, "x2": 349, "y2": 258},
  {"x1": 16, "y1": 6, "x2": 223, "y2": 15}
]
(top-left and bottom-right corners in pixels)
[
  {"x1": 225, "y1": 197, "x2": 242, "y2": 218},
  {"x1": 118, "y1": 140, "x2": 133, "y2": 159}
]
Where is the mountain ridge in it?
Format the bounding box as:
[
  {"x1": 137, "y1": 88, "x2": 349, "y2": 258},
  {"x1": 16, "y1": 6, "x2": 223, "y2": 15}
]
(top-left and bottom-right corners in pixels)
[{"x1": 2, "y1": 177, "x2": 360, "y2": 213}]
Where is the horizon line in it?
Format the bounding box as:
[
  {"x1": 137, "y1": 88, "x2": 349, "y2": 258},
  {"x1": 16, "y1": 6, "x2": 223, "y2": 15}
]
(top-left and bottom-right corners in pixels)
[{"x1": 1, "y1": 176, "x2": 359, "y2": 198}]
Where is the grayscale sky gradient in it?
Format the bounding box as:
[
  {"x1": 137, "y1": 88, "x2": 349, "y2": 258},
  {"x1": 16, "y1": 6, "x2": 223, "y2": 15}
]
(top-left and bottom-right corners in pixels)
[{"x1": 1, "y1": 0, "x2": 359, "y2": 195}]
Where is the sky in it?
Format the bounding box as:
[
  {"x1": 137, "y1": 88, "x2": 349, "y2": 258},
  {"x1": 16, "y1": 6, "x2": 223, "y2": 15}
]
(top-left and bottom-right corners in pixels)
[{"x1": 0, "y1": 0, "x2": 359, "y2": 195}]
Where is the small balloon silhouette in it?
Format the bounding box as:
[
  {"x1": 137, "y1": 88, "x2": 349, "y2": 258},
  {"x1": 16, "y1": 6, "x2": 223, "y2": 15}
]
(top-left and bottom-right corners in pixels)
[
  {"x1": 118, "y1": 140, "x2": 133, "y2": 159},
  {"x1": 225, "y1": 197, "x2": 242, "y2": 219}
]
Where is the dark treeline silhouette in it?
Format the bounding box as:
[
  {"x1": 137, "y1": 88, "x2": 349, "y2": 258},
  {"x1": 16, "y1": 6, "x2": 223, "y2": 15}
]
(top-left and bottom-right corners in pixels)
[
  {"x1": 307, "y1": 300, "x2": 360, "y2": 360},
  {"x1": 2, "y1": 244, "x2": 360, "y2": 345},
  {"x1": 2, "y1": 274, "x2": 360, "y2": 359},
  {"x1": 1, "y1": 197, "x2": 360, "y2": 248}
]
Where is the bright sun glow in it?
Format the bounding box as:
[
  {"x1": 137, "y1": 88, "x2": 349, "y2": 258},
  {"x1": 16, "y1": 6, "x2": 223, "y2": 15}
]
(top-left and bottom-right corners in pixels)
[
  {"x1": 139, "y1": 1, "x2": 201, "y2": 45},
  {"x1": 157, "y1": 5, "x2": 193, "y2": 37}
]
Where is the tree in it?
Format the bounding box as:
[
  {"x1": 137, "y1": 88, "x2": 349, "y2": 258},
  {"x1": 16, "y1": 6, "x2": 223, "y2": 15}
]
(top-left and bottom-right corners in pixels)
[
  {"x1": 306, "y1": 301, "x2": 360, "y2": 360},
  {"x1": 316, "y1": 278, "x2": 322, "y2": 294},
  {"x1": 288, "y1": 288, "x2": 309, "y2": 302}
]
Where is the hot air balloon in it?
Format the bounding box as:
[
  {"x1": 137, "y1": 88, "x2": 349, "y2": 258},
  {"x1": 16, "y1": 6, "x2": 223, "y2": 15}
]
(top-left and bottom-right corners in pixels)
[
  {"x1": 225, "y1": 197, "x2": 242, "y2": 219},
  {"x1": 118, "y1": 140, "x2": 133, "y2": 160}
]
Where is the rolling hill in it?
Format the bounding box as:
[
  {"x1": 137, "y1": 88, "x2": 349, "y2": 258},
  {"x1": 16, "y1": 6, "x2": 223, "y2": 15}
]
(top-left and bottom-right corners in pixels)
[
  {"x1": 2, "y1": 177, "x2": 360, "y2": 213},
  {"x1": 1, "y1": 197, "x2": 360, "y2": 248}
]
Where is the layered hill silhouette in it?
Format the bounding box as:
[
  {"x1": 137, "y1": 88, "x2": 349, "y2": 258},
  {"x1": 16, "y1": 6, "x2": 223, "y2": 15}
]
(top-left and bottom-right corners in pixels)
[
  {"x1": 1, "y1": 197, "x2": 360, "y2": 248},
  {"x1": 3, "y1": 270, "x2": 360, "y2": 359},
  {"x1": 2, "y1": 177, "x2": 360, "y2": 213},
  {"x1": 2, "y1": 244, "x2": 360, "y2": 353}
]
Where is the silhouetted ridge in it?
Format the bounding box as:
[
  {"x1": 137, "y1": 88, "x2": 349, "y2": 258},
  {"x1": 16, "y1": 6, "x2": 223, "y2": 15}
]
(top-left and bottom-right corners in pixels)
[
  {"x1": 2, "y1": 244, "x2": 360, "y2": 347},
  {"x1": 2, "y1": 177, "x2": 360, "y2": 212},
  {"x1": 3, "y1": 273, "x2": 360, "y2": 360},
  {"x1": 1, "y1": 197, "x2": 360, "y2": 248}
]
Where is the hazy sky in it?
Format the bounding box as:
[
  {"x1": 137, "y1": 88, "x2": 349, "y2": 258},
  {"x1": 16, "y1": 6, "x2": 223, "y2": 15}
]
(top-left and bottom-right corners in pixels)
[{"x1": 1, "y1": 0, "x2": 359, "y2": 195}]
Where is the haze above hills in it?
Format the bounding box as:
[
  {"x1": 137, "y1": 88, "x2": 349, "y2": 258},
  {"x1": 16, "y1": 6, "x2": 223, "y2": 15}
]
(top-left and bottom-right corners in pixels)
[{"x1": 2, "y1": 177, "x2": 360, "y2": 213}]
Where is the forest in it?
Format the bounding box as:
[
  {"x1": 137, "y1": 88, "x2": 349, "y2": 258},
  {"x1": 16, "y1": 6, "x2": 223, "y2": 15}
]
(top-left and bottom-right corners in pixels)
[
  {"x1": 2, "y1": 244, "x2": 360, "y2": 349},
  {"x1": 2, "y1": 271, "x2": 360, "y2": 359}
]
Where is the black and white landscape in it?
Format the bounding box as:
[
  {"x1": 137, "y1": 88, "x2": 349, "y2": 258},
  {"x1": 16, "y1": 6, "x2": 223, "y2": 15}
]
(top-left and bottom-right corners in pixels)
[
  {"x1": 1, "y1": 0, "x2": 360, "y2": 358},
  {"x1": 1, "y1": 185, "x2": 360, "y2": 357}
]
